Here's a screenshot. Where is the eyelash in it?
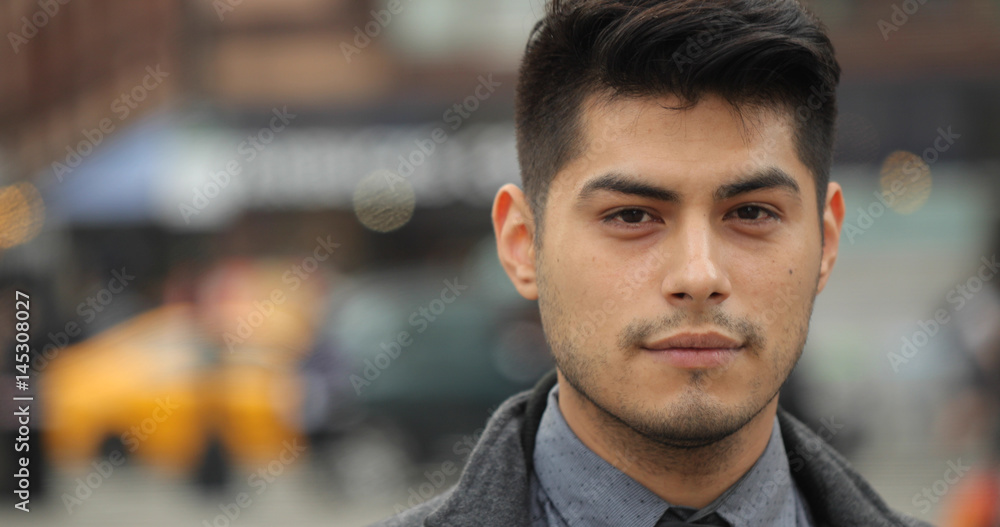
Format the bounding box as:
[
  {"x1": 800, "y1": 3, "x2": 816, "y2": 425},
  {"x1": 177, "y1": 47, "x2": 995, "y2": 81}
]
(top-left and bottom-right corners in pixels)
[
  {"x1": 602, "y1": 208, "x2": 659, "y2": 228},
  {"x1": 726, "y1": 205, "x2": 781, "y2": 224},
  {"x1": 601, "y1": 205, "x2": 781, "y2": 228}
]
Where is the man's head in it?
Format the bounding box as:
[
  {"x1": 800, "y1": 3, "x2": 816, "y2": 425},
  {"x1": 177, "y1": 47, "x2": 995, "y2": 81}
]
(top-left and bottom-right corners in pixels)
[
  {"x1": 516, "y1": 0, "x2": 841, "y2": 231},
  {"x1": 493, "y1": 0, "x2": 845, "y2": 449}
]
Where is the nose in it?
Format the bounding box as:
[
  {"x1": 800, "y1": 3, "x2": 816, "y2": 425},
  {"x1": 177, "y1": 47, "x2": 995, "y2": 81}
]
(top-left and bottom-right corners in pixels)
[{"x1": 660, "y1": 218, "x2": 731, "y2": 309}]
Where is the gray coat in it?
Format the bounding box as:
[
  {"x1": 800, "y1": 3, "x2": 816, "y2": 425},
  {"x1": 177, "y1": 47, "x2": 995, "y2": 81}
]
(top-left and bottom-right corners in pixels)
[{"x1": 371, "y1": 372, "x2": 934, "y2": 527}]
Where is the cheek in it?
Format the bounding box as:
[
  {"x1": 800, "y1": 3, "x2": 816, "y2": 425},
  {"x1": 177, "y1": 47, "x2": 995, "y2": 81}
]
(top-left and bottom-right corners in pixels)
[
  {"x1": 548, "y1": 230, "x2": 619, "y2": 297},
  {"x1": 749, "y1": 267, "x2": 815, "y2": 350},
  {"x1": 540, "y1": 237, "x2": 643, "y2": 349},
  {"x1": 734, "y1": 230, "x2": 817, "y2": 303},
  {"x1": 577, "y1": 248, "x2": 662, "y2": 319}
]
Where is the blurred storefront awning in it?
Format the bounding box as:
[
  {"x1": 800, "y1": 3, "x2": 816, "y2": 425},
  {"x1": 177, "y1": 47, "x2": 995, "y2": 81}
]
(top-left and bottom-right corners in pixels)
[
  {"x1": 42, "y1": 116, "x2": 177, "y2": 227},
  {"x1": 41, "y1": 113, "x2": 520, "y2": 230}
]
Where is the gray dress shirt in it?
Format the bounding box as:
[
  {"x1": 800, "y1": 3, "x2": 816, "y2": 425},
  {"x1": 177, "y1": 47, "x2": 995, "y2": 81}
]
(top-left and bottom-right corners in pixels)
[{"x1": 529, "y1": 384, "x2": 814, "y2": 526}]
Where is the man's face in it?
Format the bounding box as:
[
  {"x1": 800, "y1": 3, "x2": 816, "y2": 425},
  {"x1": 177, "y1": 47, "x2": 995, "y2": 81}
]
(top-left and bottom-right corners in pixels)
[{"x1": 524, "y1": 93, "x2": 841, "y2": 447}]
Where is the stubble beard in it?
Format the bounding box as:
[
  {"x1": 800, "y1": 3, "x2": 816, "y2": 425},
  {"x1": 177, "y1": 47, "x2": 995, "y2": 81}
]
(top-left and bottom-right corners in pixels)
[{"x1": 536, "y1": 257, "x2": 816, "y2": 465}]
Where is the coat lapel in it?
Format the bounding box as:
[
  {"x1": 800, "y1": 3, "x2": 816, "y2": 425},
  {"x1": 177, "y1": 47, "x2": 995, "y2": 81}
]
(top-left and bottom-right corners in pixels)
[{"x1": 425, "y1": 371, "x2": 929, "y2": 527}]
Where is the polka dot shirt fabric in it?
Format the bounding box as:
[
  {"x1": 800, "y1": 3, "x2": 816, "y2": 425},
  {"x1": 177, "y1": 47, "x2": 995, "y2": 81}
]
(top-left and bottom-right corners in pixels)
[{"x1": 528, "y1": 385, "x2": 814, "y2": 526}]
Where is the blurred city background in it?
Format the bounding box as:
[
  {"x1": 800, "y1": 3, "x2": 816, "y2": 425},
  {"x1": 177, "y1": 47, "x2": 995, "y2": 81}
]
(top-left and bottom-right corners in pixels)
[{"x1": 0, "y1": 0, "x2": 999, "y2": 525}]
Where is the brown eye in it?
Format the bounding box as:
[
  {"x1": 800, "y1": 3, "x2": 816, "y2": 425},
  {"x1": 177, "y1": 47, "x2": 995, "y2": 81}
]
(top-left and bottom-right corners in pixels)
[
  {"x1": 735, "y1": 206, "x2": 770, "y2": 221},
  {"x1": 618, "y1": 209, "x2": 647, "y2": 223}
]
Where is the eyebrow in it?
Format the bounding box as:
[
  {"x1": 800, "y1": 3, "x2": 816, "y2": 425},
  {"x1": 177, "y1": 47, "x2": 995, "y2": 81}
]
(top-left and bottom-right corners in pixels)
[
  {"x1": 576, "y1": 167, "x2": 800, "y2": 204},
  {"x1": 577, "y1": 172, "x2": 680, "y2": 203},
  {"x1": 714, "y1": 167, "x2": 800, "y2": 201}
]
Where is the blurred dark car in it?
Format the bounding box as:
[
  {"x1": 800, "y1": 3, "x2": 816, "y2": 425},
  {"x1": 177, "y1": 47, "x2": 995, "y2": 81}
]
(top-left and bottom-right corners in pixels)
[{"x1": 309, "y1": 240, "x2": 553, "y2": 494}]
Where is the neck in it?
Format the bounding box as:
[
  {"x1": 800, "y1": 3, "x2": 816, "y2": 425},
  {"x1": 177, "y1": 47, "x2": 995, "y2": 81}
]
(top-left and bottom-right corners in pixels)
[{"x1": 556, "y1": 375, "x2": 779, "y2": 509}]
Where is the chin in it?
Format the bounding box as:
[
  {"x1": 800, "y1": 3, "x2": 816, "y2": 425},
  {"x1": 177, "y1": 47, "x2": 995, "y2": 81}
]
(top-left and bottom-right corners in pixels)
[
  {"x1": 621, "y1": 388, "x2": 769, "y2": 437},
  {"x1": 626, "y1": 406, "x2": 748, "y2": 447}
]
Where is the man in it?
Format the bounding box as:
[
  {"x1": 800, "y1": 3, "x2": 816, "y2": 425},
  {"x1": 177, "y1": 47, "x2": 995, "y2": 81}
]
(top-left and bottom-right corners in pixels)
[{"x1": 374, "y1": 0, "x2": 932, "y2": 525}]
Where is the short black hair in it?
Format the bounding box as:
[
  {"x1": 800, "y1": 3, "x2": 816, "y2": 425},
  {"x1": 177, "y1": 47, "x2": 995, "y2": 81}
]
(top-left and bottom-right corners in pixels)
[{"x1": 515, "y1": 0, "x2": 841, "y2": 230}]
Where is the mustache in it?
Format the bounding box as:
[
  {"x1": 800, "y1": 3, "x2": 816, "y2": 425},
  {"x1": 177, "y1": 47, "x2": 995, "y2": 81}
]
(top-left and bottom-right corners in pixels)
[{"x1": 617, "y1": 309, "x2": 766, "y2": 353}]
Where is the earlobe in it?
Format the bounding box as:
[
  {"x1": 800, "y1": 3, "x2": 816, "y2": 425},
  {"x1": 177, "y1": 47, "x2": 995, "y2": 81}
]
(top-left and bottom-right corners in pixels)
[
  {"x1": 816, "y1": 182, "x2": 845, "y2": 294},
  {"x1": 492, "y1": 184, "x2": 539, "y2": 300}
]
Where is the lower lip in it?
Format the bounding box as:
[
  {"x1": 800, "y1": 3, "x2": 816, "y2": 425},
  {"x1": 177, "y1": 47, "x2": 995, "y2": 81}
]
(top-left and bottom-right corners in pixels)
[{"x1": 642, "y1": 347, "x2": 742, "y2": 369}]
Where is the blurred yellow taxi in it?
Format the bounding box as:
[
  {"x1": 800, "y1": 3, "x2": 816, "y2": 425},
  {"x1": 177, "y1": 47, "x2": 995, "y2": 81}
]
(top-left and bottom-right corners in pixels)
[{"x1": 42, "y1": 257, "x2": 326, "y2": 479}]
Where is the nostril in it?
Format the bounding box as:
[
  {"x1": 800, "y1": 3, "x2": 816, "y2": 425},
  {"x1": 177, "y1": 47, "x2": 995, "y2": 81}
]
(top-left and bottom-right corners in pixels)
[{"x1": 669, "y1": 291, "x2": 725, "y2": 302}]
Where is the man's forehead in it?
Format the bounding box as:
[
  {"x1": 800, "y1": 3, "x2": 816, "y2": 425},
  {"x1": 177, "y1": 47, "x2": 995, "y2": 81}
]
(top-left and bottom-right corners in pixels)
[
  {"x1": 543, "y1": 92, "x2": 813, "y2": 206},
  {"x1": 578, "y1": 91, "x2": 796, "y2": 148}
]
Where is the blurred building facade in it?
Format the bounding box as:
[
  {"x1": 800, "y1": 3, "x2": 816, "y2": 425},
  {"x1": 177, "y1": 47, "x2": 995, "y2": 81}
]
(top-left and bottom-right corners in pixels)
[{"x1": 1, "y1": 1, "x2": 999, "y2": 525}]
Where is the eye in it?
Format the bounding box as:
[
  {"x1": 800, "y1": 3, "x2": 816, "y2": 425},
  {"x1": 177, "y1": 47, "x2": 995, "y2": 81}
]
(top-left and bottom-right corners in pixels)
[
  {"x1": 603, "y1": 208, "x2": 657, "y2": 226},
  {"x1": 727, "y1": 205, "x2": 779, "y2": 223}
]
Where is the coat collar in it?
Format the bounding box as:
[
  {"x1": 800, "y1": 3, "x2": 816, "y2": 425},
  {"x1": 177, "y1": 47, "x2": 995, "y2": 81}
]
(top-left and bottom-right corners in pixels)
[{"x1": 425, "y1": 370, "x2": 929, "y2": 527}]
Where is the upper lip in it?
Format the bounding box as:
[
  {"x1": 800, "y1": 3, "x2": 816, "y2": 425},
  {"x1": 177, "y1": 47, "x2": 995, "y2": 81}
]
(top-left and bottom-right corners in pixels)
[{"x1": 643, "y1": 331, "x2": 743, "y2": 350}]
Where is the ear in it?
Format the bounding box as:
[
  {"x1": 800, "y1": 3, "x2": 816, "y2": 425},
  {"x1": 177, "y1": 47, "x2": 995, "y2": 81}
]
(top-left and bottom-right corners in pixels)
[
  {"x1": 492, "y1": 183, "x2": 539, "y2": 300},
  {"x1": 816, "y1": 181, "x2": 845, "y2": 294}
]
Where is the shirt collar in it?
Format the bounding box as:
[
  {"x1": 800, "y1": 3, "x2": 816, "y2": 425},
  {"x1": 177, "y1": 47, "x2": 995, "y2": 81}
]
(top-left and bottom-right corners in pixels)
[{"x1": 532, "y1": 383, "x2": 800, "y2": 526}]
